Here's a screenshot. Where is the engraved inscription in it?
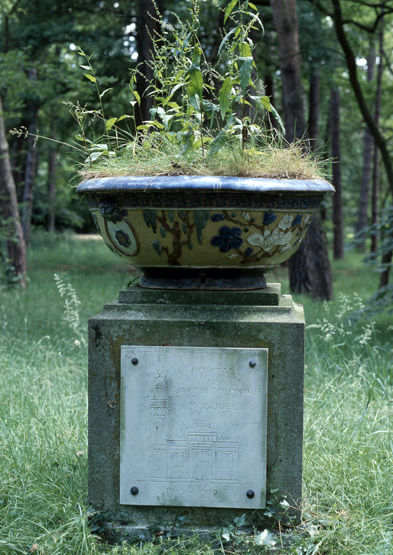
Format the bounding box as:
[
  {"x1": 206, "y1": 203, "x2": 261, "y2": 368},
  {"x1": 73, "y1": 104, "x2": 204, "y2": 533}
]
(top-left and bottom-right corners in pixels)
[
  {"x1": 120, "y1": 346, "x2": 268, "y2": 509},
  {"x1": 149, "y1": 379, "x2": 239, "y2": 484}
]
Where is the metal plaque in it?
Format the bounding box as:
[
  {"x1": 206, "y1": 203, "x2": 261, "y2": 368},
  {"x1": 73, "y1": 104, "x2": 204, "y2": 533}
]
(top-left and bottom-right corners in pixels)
[{"x1": 120, "y1": 345, "x2": 268, "y2": 509}]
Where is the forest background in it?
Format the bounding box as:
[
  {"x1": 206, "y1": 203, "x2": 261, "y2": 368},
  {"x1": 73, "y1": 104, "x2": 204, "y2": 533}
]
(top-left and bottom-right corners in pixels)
[
  {"x1": 0, "y1": 0, "x2": 393, "y2": 304},
  {"x1": 0, "y1": 2, "x2": 393, "y2": 553}
]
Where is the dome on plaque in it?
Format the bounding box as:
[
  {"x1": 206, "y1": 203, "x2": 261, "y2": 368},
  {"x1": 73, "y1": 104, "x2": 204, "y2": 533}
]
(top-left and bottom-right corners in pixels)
[{"x1": 154, "y1": 374, "x2": 165, "y2": 390}]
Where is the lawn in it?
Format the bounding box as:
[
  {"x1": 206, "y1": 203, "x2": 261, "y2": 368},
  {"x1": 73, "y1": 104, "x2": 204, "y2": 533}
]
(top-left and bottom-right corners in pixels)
[{"x1": 0, "y1": 233, "x2": 391, "y2": 554}]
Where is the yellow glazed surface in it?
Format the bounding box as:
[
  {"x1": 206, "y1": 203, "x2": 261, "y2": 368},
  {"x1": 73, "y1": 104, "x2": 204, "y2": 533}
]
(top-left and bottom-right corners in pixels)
[{"x1": 92, "y1": 207, "x2": 314, "y2": 269}]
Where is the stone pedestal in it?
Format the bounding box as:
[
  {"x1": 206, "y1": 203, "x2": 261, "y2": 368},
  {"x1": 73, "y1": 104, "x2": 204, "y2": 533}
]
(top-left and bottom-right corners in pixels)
[{"x1": 88, "y1": 284, "x2": 305, "y2": 534}]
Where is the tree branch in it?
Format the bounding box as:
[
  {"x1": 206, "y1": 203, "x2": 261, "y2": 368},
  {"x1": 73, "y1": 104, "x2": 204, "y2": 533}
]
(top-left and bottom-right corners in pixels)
[
  {"x1": 330, "y1": 0, "x2": 393, "y2": 197},
  {"x1": 382, "y1": 47, "x2": 393, "y2": 75},
  {"x1": 343, "y1": 9, "x2": 390, "y2": 33},
  {"x1": 308, "y1": 0, "x2": 391, "y2": 33},
  {"x1": 345, "y1": 0, "x2": 393, "y2": 8}
]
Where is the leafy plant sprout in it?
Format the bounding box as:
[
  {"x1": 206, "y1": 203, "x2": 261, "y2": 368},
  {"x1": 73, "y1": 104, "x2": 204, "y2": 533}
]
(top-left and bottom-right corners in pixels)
[
  {"x1": 54, "y1": 273, "x2": 86, "y2": 347},
  {"x1": 67, "y1": 0, "x2": 327, "y2": 181}
]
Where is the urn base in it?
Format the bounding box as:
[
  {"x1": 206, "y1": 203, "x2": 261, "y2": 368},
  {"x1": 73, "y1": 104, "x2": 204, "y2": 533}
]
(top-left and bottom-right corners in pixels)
[{"x1": 139, "y1": 268, "x2": 268, "y2": 290}]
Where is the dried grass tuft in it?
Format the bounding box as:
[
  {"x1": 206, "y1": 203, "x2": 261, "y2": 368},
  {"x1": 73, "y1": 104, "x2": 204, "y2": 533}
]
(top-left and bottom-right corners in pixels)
[{"x1": 79, "y1": 135, "x2": 328, "y2": 182}]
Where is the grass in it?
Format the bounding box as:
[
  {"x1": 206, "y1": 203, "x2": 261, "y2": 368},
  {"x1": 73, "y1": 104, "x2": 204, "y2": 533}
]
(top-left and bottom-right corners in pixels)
[
  {"x1": 0, "y1": 232, "x2": 392, "y2": 554},
  {"x1": 80, "y1": 138, "x2": 328, "y2": 182}
]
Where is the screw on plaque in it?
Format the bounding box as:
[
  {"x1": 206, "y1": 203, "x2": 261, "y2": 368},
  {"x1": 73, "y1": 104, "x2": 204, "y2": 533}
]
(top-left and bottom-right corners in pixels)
[
  {"x1": 246, "y1": 490, "x2": 255, "y2": 499},
  {"x1": 131, "y1": 358, "x2": 138, "y2": 365},
  {"x1": 249, "y1": 360, "x2": 256, "y2": 368},
  {"x1": 130, "y1": 486, "x2": 139, "y2": 496}
]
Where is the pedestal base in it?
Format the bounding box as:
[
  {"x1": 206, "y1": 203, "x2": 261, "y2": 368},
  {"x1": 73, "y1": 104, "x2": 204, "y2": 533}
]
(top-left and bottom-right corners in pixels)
[{"x1": 88, "y1": 284, "x2": 305, "y2": 532}]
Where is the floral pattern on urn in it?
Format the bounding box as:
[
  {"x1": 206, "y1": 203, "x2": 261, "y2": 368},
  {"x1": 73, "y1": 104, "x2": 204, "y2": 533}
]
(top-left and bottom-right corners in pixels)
[{"x1": 78, "y1": 176, "x2": 334, "y2": 272}]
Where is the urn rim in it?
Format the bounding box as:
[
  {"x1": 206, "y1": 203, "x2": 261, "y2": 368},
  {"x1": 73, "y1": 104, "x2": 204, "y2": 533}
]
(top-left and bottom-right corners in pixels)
[{"x1": 77, "y1": 175, "x2": 334, "y2": 195}]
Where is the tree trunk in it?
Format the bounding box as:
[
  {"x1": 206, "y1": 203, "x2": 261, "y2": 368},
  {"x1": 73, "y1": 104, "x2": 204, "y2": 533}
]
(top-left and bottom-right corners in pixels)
[
  {"x1": 330, "y1": 86, "x2": 344, "y2": 259},
  {"x1": 356, "y1": 126, "x2": 373, "y2": 248},
  {"x1": 21, "y1": 68, "x2": 38, "y2": 246},
  {"x1": 355, "y1": 45, "x2": 375, "y2": 250},
  {"x1": 261, "y1": 27, "x2": 279, "y2": 132},
  {"x1": 288, "y1": 211, "x2": 333, "y2": 300},
  {"x1": 371, "y1": 147, "x2": 379, "y2": 254},
  {"x1": 0, "y1": 96, "x2": 27, "y2": 288},
  {"x1": 10, "y1": 135, "x2": 25, "y2": 195},
  {"x1": 264, "y1": 72, "x2": 277, "y2": 130},
  {"x1": 308, "y1": 68, "x2": 320, "y2": 150},
  {"x1": 21, "y1": 122, "x2": 37, "y2": 245},
  {"x1": 319, "y1": 104, "x2": 331, "y2": 223},
  {"x1": 135, "y1": 0, "x2": 162, "y2": 126},
  {"x1": 371, "y1": 26, "x2": 383, "y2": 255},
  {"x1": 271, "y1": 0, "x2": 333, "y2": 300},
  {"x1": 379, "y1": 246, "x2": 392, "y2": 289},
  {"x1": 265, "y1": 73, "x2": 275, "y2": 104},
  {"x1": 47, "y1": 121, "x2": 57, "y2": 233},
  {"x1": 270, "y1": 0, "x2": 305, "y2": 141}
]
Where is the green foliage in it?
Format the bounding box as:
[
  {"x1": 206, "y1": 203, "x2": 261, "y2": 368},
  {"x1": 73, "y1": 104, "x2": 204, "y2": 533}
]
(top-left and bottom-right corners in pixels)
[
  {"x1": 0, "y1": 0, "x2": 137, "y2": 239},
  {"x1": 1, "y1": 0, "x2": 392, "y2": 255},
  {"x1": 70, "y1": 1, "x2": 311, "y2": 179},
  {"x1": 135, "y1": 0, "x2": 282, "y2": 155}
]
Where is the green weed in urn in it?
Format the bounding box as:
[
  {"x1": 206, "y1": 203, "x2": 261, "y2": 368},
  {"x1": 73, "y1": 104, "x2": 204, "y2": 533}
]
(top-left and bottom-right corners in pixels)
[
  {"x1": 76, "y1": 0, "x2": 324, "y2": 179},
  {"x1": 76, "y1": 0, "x2": 333, "y2": 288}
]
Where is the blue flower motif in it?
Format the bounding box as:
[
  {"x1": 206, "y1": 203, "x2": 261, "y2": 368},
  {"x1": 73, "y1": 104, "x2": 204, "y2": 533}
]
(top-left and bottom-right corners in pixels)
[
  {"x1": 211, "y1": 226, "x2": 243, "y2": 253},
  {"x1": 245, "y1": 247, "x2": 253, "y2": 257},
  {"x1": 292, "y1": 214, "x2": 303, "y2": 227},
  {"x1": 263, "y1": 212, "x2": 277, "y2": 225},
  {"x1": 211, "y1": 213, "x2": 225, "y2": 222}
]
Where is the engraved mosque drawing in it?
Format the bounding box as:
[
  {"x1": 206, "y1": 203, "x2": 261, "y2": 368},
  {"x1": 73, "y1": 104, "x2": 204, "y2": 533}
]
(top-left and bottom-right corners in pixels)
[{"x1": 149, "y1": 373, "x2": 239, "y2": 483}]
